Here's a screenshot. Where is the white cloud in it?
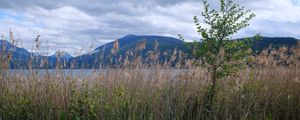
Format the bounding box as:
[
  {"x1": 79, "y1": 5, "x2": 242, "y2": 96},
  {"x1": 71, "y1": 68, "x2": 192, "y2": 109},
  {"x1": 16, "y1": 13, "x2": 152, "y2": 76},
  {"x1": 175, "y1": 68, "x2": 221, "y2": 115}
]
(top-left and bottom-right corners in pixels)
[
  {"x1": 233, "y1": 0, "x2": 300, "y2": 38},
  {"x1": 0, "y1": 6, "x2": 103, "y2": 55},
  {"x1": 0, "y1": 0, "x2": 299, "y2": 56}
]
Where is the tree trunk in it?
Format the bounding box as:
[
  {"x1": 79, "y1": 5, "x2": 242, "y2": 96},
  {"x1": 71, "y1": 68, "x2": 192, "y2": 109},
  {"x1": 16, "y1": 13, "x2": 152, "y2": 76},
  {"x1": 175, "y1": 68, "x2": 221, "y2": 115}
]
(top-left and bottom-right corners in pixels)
[{"x1": 204, "y1": 66, "x2": 217, "y2": 118}]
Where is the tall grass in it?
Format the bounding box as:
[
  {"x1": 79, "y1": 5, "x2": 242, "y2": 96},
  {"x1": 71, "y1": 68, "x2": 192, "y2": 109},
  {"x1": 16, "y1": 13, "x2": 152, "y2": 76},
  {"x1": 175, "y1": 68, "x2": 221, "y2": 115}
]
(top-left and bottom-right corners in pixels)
[
  {"x1": 1, "y1": 31, "x2": 300, "y2": 119},
  {"x1": 0, "y1": 67, "x2": 299, "y2": 120}
]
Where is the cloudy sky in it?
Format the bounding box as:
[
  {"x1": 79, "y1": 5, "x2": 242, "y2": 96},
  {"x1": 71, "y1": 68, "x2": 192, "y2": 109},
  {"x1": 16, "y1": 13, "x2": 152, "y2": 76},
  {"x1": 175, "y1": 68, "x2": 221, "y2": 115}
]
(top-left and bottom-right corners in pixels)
[{"x1": 0, "y1": 0, "x2": 300, "y2": 56}]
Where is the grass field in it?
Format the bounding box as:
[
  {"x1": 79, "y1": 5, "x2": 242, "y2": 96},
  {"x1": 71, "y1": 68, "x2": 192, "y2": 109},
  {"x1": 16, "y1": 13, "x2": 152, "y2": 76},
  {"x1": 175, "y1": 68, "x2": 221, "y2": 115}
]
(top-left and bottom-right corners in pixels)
[
  {"x1": 0, "y1": 66, "x2": 299, "y2": 120},
  {"x1": 1, "y1": 32, "x2": 300, "y2": 119}
]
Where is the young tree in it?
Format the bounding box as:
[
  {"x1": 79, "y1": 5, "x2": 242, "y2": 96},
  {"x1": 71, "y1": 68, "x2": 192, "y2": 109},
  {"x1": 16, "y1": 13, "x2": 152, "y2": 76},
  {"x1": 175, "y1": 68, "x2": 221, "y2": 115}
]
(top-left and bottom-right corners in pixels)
[{"x1": 180, "y1": 0, "x2": 260, "y2": 116}]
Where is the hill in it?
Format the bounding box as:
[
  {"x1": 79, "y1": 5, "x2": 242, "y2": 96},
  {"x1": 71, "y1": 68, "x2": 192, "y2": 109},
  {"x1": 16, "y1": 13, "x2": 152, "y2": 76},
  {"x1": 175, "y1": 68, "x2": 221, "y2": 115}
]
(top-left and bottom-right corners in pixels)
[
  {"x1": 69, "y1": 36, "x2": 300, "y2": 68},
  {"x1": 252, "y1": 37, "x2": 299, "y2": 53},
  {"x1": 70, "y1": 34, "x2": 186, "y2": 68},
  {"x1": 0, "y1": 40, "x2": 32, "y2": 68},
  {"x1": 0, "y1": 40, "x2": 68, "y2": 69},
  {"x1": 50, "y1": 51, "x2": 73, "y2": 59},
  {"x1": 1, "y1": 36, "x2": 300, "y2": 69}
]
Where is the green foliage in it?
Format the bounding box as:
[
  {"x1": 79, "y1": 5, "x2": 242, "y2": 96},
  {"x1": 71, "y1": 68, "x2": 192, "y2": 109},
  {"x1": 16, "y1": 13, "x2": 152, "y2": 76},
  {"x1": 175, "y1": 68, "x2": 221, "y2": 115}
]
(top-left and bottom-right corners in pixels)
[
  {"x1": 179, "y1": 0, "x2": 261, "y2": 118},
  {"x1": 0, "y1": 68, "x2": 300, "y2": 119},
  {"x1": 192, "y1": 0, "x2": 258, "y2": 79},
  {"x1": 69, "y1": 80, "x2": 99, "y2": 120}
]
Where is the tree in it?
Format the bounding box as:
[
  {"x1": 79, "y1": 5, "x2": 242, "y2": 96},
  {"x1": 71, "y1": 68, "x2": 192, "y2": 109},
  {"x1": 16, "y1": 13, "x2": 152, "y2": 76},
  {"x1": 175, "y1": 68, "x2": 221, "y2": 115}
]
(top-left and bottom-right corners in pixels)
[{"x1": 179, "y1": 0, "x2": 260, "y2": 116}]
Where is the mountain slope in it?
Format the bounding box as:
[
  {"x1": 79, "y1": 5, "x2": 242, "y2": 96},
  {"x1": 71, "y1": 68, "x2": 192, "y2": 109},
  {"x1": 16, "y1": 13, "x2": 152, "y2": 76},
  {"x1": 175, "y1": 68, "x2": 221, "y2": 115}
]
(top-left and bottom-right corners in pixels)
[
  {"x1": 50, "y1": 51, "x2": 73, "y2": 59},
  {"x1": 0, "y1": 40, "x2": 66, "y2": 69},
  {"x1": 252, "y1": 37, "x2": 299, "y2": 53},
  {"x1": 70, "y1": 36, "x2": 300, "y2": 68},
  {"x1": 92, "y1": 34, "x2": 184, "y2": 55},
  {"x1": 0, "y1": 40, "x2": 32, "y2": 68},
  {"x1": 70, "y1": 34, "x2": 186, "y2": 68},
  {"x1": 1, "y1": 36, "x2": 300, "y2": 69}
]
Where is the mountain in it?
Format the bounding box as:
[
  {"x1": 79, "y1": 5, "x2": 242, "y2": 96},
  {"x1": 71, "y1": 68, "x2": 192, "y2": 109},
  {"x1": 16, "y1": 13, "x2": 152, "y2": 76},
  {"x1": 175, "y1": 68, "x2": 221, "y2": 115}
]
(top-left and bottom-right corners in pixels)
[
  {"x1": 0, "y1": 39, "x2": 31, "y2": 56},
  {"x1": 90, "y1": 34, "x2": 185, "y2": 57},
  {"x1": 0, "y1": 39, "x2": 32, "y2": 68},
  {"x1": 251, "y1": 37, "x2": 299, "y2": 53},
  {"x1": 50, "y1": 51, "x2": 73, "y2": 59},
  {"x1": 0, "y1": 40, "x2": 61, "y2": 69},
  {"x1": 1, "y1": 36, "x2": 300, "y2": 69},
  {"x1": 69, "y1": 36, "x2": 300, "y2": 68},
  {"x1": 69, "y1": 34, "x2": 186, "y2": 68}
]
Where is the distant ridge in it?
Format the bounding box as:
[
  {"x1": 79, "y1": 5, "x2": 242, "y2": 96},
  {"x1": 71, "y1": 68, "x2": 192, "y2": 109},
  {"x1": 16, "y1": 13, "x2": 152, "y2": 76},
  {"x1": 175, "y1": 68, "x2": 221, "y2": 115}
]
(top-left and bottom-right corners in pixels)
[
  {"x1": 71, "y1": 34, "x2": 185, "y2": 68},
  {"x1": 50, "y1": 51, "x2": 73, "y2": 59},
  {"x1": 251, "y1": 37, "x2": 299, "y2": 53},
  {"x1": 1, "y1": 35, "x2": 300, "y2": 69}
]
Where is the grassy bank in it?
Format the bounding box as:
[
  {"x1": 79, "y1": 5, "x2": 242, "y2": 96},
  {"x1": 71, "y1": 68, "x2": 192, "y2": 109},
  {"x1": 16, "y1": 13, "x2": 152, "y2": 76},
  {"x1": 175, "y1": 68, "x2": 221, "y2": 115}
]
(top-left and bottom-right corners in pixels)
[{"x1": 0, "y1": 67, "x2": 299, "y2": 120}]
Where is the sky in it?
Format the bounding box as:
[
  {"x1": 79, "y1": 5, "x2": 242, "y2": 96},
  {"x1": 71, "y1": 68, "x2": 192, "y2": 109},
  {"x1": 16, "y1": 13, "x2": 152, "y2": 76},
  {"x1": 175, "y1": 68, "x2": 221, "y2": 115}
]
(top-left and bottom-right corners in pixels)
[{"x1": 0, "y1": 0, "x2": 300, "y2": 56}]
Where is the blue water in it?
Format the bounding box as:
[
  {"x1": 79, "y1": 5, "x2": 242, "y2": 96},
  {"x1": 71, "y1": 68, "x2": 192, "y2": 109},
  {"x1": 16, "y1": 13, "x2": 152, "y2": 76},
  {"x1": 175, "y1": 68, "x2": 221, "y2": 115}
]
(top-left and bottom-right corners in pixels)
[
  {"x1": 1, "y1": 69, "x2": 189, "y2": 81},
  {"x1": 2, "y1": 69, "x2": 104, "y2": 79}
]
